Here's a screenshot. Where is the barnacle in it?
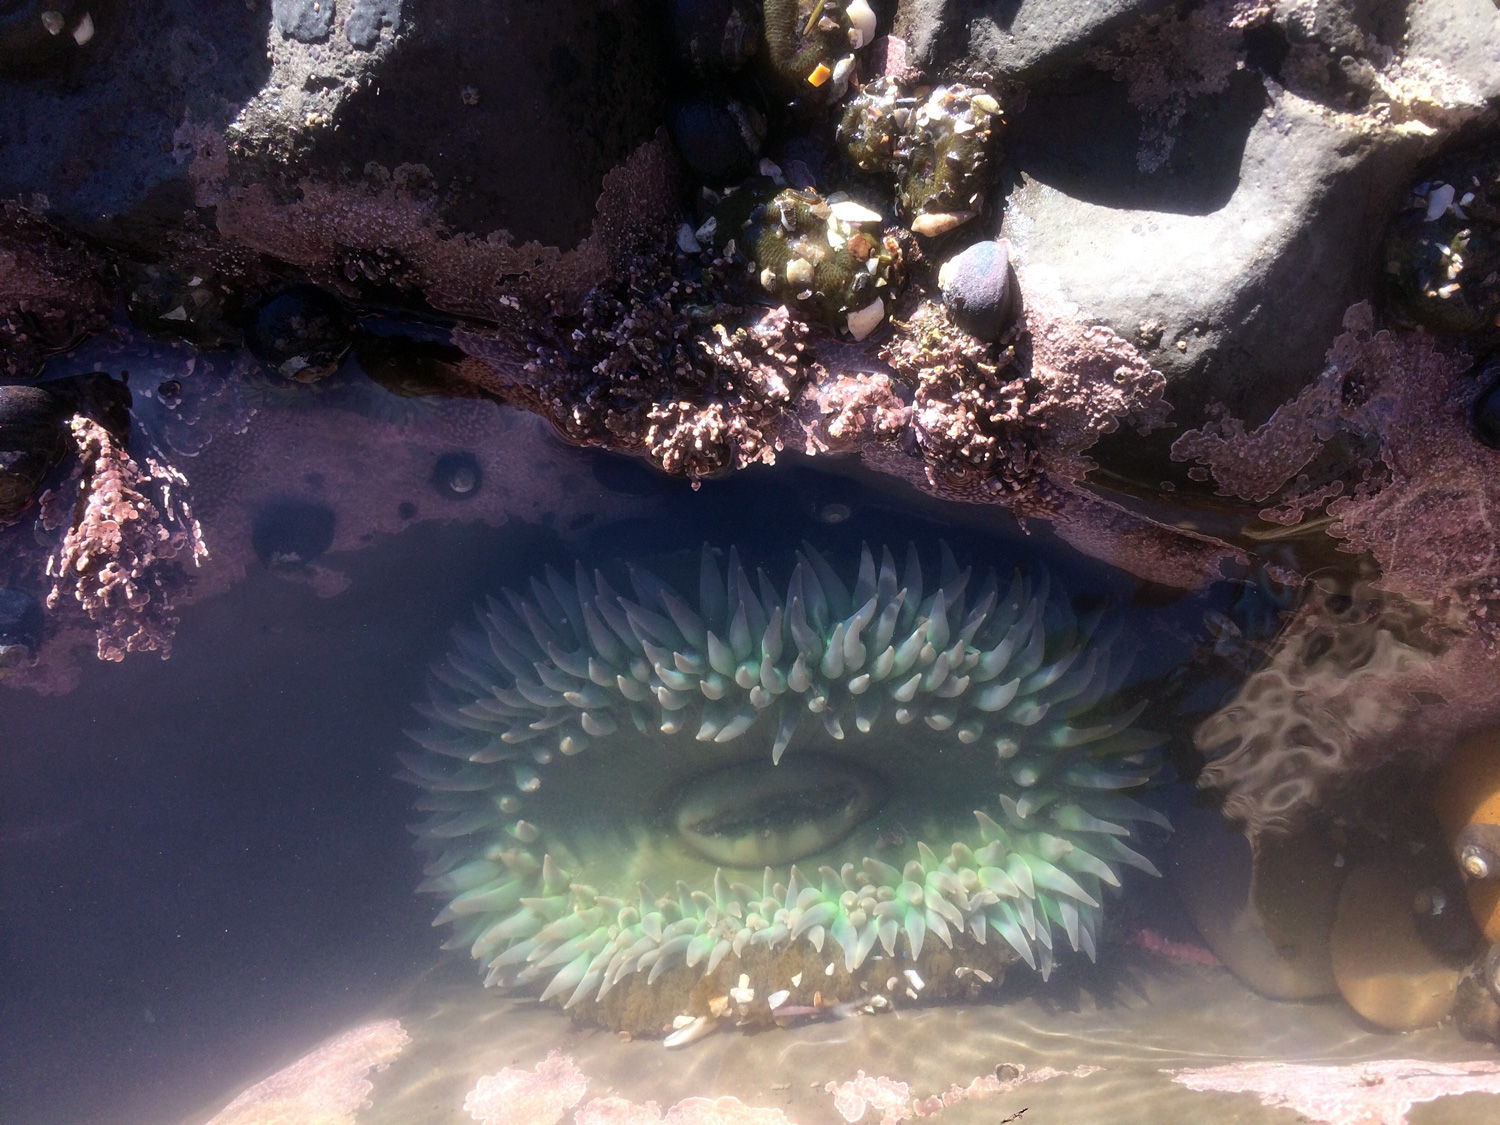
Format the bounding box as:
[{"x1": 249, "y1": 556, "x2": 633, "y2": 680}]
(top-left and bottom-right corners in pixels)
[
  {"x1": 404, "y1": 542, "x2": 1167, "y2": 1034},
  {"x1": 709, "y1": 182, "x2": 905, "y2": 338},
  {"x1": 838, "y1": 79, "x2": 1003, "y2": 236}
]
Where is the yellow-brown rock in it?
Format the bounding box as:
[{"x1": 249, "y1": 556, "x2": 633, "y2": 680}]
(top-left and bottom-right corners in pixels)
[
  {"x1": 1330, "y1": 863, "x2": 1460, "y2": 1031},
  {"x1": 1435, "y1": 726, "x2": 1500, "y2": 941}
]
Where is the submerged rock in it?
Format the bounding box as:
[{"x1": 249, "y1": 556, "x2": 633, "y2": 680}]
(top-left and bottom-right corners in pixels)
[
  {"x1": 1455, "y1": 942, "x2": 1500, "y2": 1044},
  {"x1": 1436, "y1": 725, "x2": 1500, "y2": 942},
  {"x1": 1169, "y1": 808, "x2": 1341, "y2": 1001},
  {"x1": 1473, "y1": 358, "x2": 1500, "y2": 451},
  {"x1": 251, "y1": 499, "x2": 337, "y2": 567},
  {"x1": 245, "y1": 286, "x2": 355, "y2": 383},
  {"x1": 0, "y1": 587, "x2": 44, "y2": 677},
  {"x1": 1330, "y1": 863, "x2": 1464, "y2": 1031},
  {"x1": 0, "y1": 385, "x2": 70, "y2": 525}
]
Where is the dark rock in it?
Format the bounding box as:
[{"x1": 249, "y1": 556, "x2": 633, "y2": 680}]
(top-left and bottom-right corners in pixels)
[
  {"x1": 0, "y1": 0, "x2": 96, "y2": 70},
  {"x1": 1002, "y1": 74, "x2": 1426, "y2": 449},
  {"x1": 897, "y1": 0, "x2": 1173, "y2": 79},
  {"x1": 237, "y1": 0, "x2": 665, "y2": 251},
  {"x1": 938, "y1": 240, "x2": 1015, "y2": 341},
  {"x1": 124, "y1": 263, "x2": 242, "y2": 349},
  {"x1": 666, "y1": 0, "x2": 759, "y2": 78},
  {"x1": 245, "y1": 285, "x2": 355, "y2": 383},
  {"x1": 251, "y1": 499, "x2": 337, "y2": 566},
  {"x1": 273, "y1": 0, "x2": 334, "y2": 44},
  {"x1": 667, "y1": 96, "x2": 764, "y2": 185},
  {"x1": 1455, "y1": 942, "x2": 1500, "y2": 1044},
  {"x1": 0, "y1": 587, "x2": 44, "y2": 649},
  {"x1": 0, "y1": 385, "x2": 69, "y2": 525},
  {"x1": 0, "y1": 1, "x2": 662, "y2": 261},
  {"x1": 1472, "y1": 360, "x2": 1500, "y2": 452},
  {"x1": 0, "y1": 2, "x2": 271, "y2": 249},
  {"x1": 431, "y1": 452, "x2": 482, "y2": 500},
  {"x1": 346, "y1": 0, "x2": 401, "y2": 50}
]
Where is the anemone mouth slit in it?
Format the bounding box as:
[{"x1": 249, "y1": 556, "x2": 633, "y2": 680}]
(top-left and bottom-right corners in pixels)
[{"x1": 670, "y1": 755, "x2": 883, "y2": 867}]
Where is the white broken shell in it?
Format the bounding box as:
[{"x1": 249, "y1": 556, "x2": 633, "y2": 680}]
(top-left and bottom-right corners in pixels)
[{"x1": 846, "y1": 296, "x2": 885, "y2": 341}]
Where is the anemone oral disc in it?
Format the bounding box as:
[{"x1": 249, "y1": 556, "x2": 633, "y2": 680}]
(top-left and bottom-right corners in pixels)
[{"x1": 674, "y1": 756, "x2": 881, "y2": 867}]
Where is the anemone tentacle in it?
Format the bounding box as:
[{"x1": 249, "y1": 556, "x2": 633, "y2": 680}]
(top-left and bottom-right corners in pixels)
[{"x1": 403, "y1": 543, "x2": 1167, "y2": 1025}]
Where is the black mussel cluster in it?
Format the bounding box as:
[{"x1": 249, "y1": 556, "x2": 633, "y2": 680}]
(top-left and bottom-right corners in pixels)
[
  {"x1": 0, "y1": 373, "x2": 128, "y2": 525},
  {"x1": 1385, "y1": 144, "x2": 1499, "y2": 347},
  {"x1": 1382, "y1": 143, "x2": 1500, "y2": 451}
]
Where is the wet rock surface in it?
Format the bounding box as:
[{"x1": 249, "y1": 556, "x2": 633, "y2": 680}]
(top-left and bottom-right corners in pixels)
[
  {"x1": 0, "y1": 0, "x2": 661, "y2": 256},
  {"x1": 3, "y1": 0, "x2": 1500, "y2": 690}
]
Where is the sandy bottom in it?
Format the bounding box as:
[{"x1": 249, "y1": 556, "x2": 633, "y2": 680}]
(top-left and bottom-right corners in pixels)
[{"x1": 185, "y1": 949, "x2": 1498, "y2": 1125}]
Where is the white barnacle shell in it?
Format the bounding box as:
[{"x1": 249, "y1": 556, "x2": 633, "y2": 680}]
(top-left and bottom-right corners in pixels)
[{"x1": 846, "y1": 0, "x2": 877, "y2": 50}]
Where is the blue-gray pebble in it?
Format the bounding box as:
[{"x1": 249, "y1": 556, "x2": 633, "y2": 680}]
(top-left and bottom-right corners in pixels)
[{"x1": 939, "y1": 240, "x2": 1013, "y2": 342}]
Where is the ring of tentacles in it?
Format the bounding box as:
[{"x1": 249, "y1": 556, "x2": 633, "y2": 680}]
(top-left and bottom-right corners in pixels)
[{"x1": 403, "y1": 543, "x2": 1167, "y2": 1034}]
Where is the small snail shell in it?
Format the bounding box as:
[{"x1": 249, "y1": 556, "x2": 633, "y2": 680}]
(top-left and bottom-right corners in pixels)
[{"x1": 1458, "y1": 823, "x2": 1500, "y2": 881}]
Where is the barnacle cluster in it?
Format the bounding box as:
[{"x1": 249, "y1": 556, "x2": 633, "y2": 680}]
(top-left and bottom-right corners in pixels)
[
  {"x1": 706, "y1": 182, "x2": 905, "y2": 339},
  {"x1": 838, "y1": 79, "x2": 1004, "y2": 237},
  {"x1": 882, "y1": 300, "x2": 1036, "y2": 494},
  {"x1": 405, "y1": 542, "x2": 1166, "y2": 1034}
]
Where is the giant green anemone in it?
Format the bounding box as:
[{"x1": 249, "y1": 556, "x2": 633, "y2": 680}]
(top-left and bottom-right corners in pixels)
[{"x1": 403, "y1": 543, "x2": 1168, "y2": 1035}]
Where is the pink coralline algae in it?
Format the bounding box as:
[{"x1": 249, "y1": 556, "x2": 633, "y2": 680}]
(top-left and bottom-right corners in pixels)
[
  {"x1": 1177, "y1": 303, "x2": 1500, "y2": 831},
  {"x1": 658, "y1": 1098, "x2": 794, "y2": 1124},
  {"x1": 882, "y1": 278, "x2": 1168, "y2": 501},
  {"x1": 0, "y1": 203, "x2": 113, "y2": 379},
  {"x1": 1170, "y1": 302, "x2": 1489, "y2": 608},
  {"x1": 472, "y1": 1058, "x2": 795, "y2": 1125},
  {"x1": 575, "y1": 1098, "x2": 670, "y2": 1125},
  {"x1": 826, "y1": 1063, "x2": 1098, "y2": 1123},
  {"x1": 190, "y1": 127, "x2": 680, "y2": 319},
  {"x1": 572, "y1": 1095, "x2": 795, "y2": 1125},
  {"x1": 465, "y1": 1050, "x2": 589, "y2": 1125},
  {"x1": 205, "y1": 1019, "x2": 410, "y2": 1125},
  {"x1": 826, "y1": 1072, "x2": 912, "y2": 1125},
  {"x1": 1169, "y1": 1059, "x2": 1500, "y2": 1125},
  {"x1": 44, "y1": 416, "x2": 207, "y2": 662}
]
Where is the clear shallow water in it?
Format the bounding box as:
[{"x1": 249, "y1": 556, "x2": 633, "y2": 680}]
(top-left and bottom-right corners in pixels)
[{"x1": 2, "y1": 356, "x2": 1498, "y2": 1125}]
